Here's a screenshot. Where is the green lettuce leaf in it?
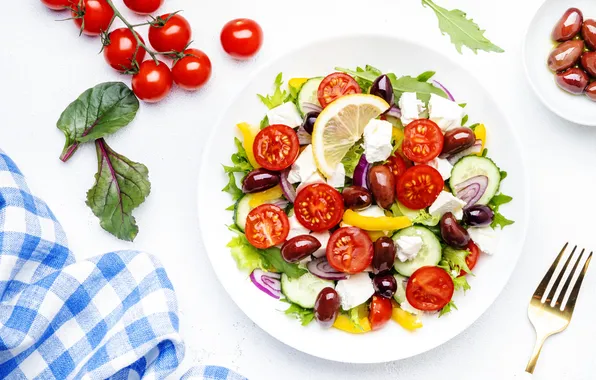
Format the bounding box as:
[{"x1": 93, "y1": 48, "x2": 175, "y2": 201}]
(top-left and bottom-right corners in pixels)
[
  {"x1": 281, "y1": 299, "x2": 315, "y2": 326},
  {"x1": 222, "y1": 172, "x2": 243, "y2": 202},
  {"x1": 257, "y1": 72, "x2": 288, "y2": 109},
  {"x1": 349, "y1": 307, "x2": 365, "y2": 331},
  {"x1": 439, "y1": 246, "x2": 472, "y2": 278},
  {"x1": 341, "y1": 143, "x2": 364, "y2": 178},
  {"x1": 439, "y1": 300, "x2": 458, "y2": 317},
  {"x1": 453, "y1": 275, "x2": 471, "y2": 292},
  {"x1": 223, "y1": 137, "x2": 253, "y2": 174}
]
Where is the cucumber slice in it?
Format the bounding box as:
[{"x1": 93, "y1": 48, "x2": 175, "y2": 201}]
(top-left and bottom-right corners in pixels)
[
  {"x1": 233, "y1": 195, "x2": 252, "y2": 232},
  {"x1": 297, "y1": 77, "x2": 323, "y2": 116},
  {"x1": 393, "y1": 226, "x2": 442, "y2": 277},
  {"x1": 393, "y1": 274, "x2": 408, "y2": 304},
  {"x1": 281, "y1": 272, "x2": 334, "y2": 309},
  {"x1": 450, "y1": 156, "x2": 501, "y2": 205}
]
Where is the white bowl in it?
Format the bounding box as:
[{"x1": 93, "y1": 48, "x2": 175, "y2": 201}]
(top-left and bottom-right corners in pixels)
[
  {"x1": 524, "y1": 0, "x2": 596, "y2": 125},
  {"x1": 197, "y1": 35, "x2": 528, "y2": 363}
]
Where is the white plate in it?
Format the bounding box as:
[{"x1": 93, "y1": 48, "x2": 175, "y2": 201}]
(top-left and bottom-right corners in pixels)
[
  {"x1": 197, "y1": 35, "x2": 528, "y2": 363},
  {"x1": 523, "y1": 0, "x2": 596, "y2": 126}
]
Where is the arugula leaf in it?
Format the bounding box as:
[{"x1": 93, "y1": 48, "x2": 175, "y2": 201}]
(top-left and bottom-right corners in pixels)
[
  {"x1": 489, "y1": 194, "x2": 512, "y2": 208},
  {"x1": 468, "y1": 123, "x2": 480, "y2": 131},
  {"x1": 416, "y1": 71, "x2": 436, "y2": 82},
  {"x1": 492, "y1": 213, "x2": 515, "y2": 229},
  {"x1": 439, "y1": 246, "x2": 471, "y2": 277},
  {"x1": 257, "y1": 72, "x2": 288, "y2": 110},
  {"x1": 223, "y1": 137, "x2": 253, "y2": 174},
  {"x1": 222, "y1": 172, "x2": 243, "y2": 202},
  {"x1": 488, "y1": 193, "x2": 514, "y2": 229},
  {"x1": 439, "y1": 300, "x2": 458, "y2": 317},
  {"x1": 341, "y1": 143, "x2": 364, "y2": 178},
  {"x1": 86, "y1": 139, "x2": 150, "y2": 241},
  {"x1": 264, "y1": 246, "x2": 307, "y2": 279},
  {"x1": 281, "y1": 299, "x2": 315, "y2": 326},
  {"x1": 57, "y1": 82, "x2": 139, "y2": 162},
  {"x1": 421, "y1": 0, "x2": 504, "y2": 54}
]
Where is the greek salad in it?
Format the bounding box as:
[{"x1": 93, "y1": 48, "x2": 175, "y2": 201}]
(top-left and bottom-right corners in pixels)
[{"x1": 222, "y1": 65, "x2": 514, "y2": 333}]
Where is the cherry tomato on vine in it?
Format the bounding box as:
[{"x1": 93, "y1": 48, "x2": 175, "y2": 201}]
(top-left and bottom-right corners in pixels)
[
  {"x1": 131, "y1": 60, "x2": 173, "y2": 103},
  {"x1": 220, "y1": 18, "x2": 263, "y2": 59},
  {"x1": 123, "y1": 0, "x2": 163, "y2": 15},
  {"x1": 103, "y1": 28, "x2": 146, "y2": 72},
  {"x1": 148, "y1": 14, "x2": 192, "y2": 53},
  {"x1": 172, "y1": 49, "x2": 212, "y2": 91},
  {"x1": 71, "y1": 0, "x2": 114, "y2": 36},
  {"x1": 41, "y1": 0, "x2": 72, "y2": 11}
]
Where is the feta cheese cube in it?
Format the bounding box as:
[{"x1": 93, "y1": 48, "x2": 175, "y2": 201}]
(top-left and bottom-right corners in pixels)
[
  {"x1": 287, "y1": 145, "x2": 317, "y2": 184},
  {"x1": 296, "y1": 171, "x2": 326, "y2": 194},
  {"x1": 335, "y1": 272, "x2": 375, "y2": 310},
  {"x1": 429, "y1": 191, "x2": 466, "y2": 220},
  {"x1": 396, "y1": 235, "x2": 423, "y2": 262},
  {"x1": 327, "y1": 163, "x2": 345, "y2": 188},
  {"x1": 363, "y1": 119, "x2": 393, "y2": 163},
  {"x1": 310, "y1": 231, "x2": 330, "y2": 258},
  {"x1": 286, "y1": 214, "x2": 310, "y2": 241},
  {"x1": 468, "y1": 226, "x2": 500, "y2": 255},
  {"x1": 266, "y1": 102, "x2": 303, "y2": 128},
  {"x1": 356, "y1": 205, "x2": 386, "y2": 218},
  {"x1": 422, "y1": 157, "x2": 453, "y2": 180},
  {"x1": 398, "y1": 92, "x2": 426, "y2": 126},
  {"x1": 399, "y1": 298, "x2": 422, "y2": 315},
  {"x1": 428, "y1": 94, "x2": 465, "y2": 132}
]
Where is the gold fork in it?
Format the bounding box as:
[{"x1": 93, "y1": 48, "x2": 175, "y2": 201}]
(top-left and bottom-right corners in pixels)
[{"x1": 525, "y1": 243, "x2": 593, "y2": 374}]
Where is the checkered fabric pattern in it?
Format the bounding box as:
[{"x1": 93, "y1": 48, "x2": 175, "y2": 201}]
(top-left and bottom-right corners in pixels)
[{"x1": 0, "y1": 150, "x2": 246, "y2": 380}]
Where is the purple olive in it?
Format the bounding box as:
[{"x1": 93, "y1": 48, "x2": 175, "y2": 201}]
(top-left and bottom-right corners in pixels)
[
  {"x1": 370, "y1": 74, "x2": 394, "y2": 104},
  {"x1": 372, "y1": 236, "x2": 396, "y2": 275},
  {"x1": 342, "y1": 186, "x2": 373, "y2": 211},
  {"x1": 547, "y1": 40, "x2": 584, "y2": 72},
  {"x1": 442, "y1": 127, "x2": 476, "y2": 156},
  {"x1": 440, "y1": 212, "x2": 470, "y2": 249},
  {"x1": 301, "y1": 111, "x2": 319, "y2": 135},
  {"x1": 586, "y1": 82, "x2": 596, "y2": 102},
  {"x1": 314, "y1": 287, "x2": 340, "y2": 328},
  {"x1": 373, "y1": 273, "x2": 397, "y2": 298},
  {"x1": 581, "y1": 52, "x2": 596, "y2": 77},
  {"x1": 463, "y1": 205, "x2": 494, "y2": 226},
  {"x1": 555, "y1": 68, "x2": 589, "y2": 95},
  {"x1": 242, "y1": 168, "x2": 279, "y2": 193},
  {"x1": 552, "y1": 8, "x2": 583, "y2": 42},
  {"x1": 281, "y1": 235, "x2": 321, "y2": 263}
]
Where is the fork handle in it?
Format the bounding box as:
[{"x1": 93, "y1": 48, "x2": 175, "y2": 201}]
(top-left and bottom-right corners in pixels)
[{"x1": 525, "y1": 335, "x2": 548, "y2": 374}]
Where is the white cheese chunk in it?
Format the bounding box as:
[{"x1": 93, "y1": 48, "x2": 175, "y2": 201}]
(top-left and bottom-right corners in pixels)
[
  {"x1": 296, "y1": 172, "x2": 326, "y2": 194},
  {"x1": 287, "y1": 145, "x2": 317, "y2": 184},
  {"x1": 428, "y1": 93, "x2": 465, "y2": 132},
  {"x1": 266, "y1": 102, "x2": 303, "y2": 128},
  {"x1": 398, "y1": 92, "x2": 426, "y2": 126},
  {"x1": 335, "y1": 272, "x2": 375, "y2": 310},
  {"x1": 327, "y1": 163, "x2": 345, "y2": 188},
  {"x1": 399, "y1": 298, "x2": 422, "y2": 315},
  {"x1": 363, "y1": 119, "x2": 393, "y2": 163},
  {"x1": 429, "y1": 191, "x2": 466, "y2": 220},
  {"x1": 286, "y1": 214, "x2": 310, "y2": 241},
  {"x1": 468, "y1": 226, "x2": 500, "y2": 255},
  {"x1": 396, "y1": 235, "x2": 423, "y2": 262},
  {"x1": 422, "y1": 157, "x2": 453, "y2": 180},
  {"x1": 309, "y1": 231, "x2": 330, "y2": 258},
  {"x1": 356, "y1": 205, "x2": 386, "y2": 218}
]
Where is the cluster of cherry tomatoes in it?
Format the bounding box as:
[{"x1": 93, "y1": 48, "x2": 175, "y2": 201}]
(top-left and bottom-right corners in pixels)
[{"x1": 40, "y1": 0, "x2": 263, "y2": 103}]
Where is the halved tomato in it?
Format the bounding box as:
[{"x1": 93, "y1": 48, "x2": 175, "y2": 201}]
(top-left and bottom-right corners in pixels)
[
  {"x1": 317, "y1": 73, "x2": 361, "y2": 108},
  {"x1": 402, "y1": 119, "x2": 444, "y2": 163},
  {"x1": 384, "y1": 153, "x2": 409, "y2": 181},
  {"x1": 369, "y1": 295, "x2": 392, "y2": 330},
  {"x1": 326, "y1": 227, "x2": 373, "y2": 274},
  {"x1": 253, "y1": 124, "x2": 300, "y2": 171},
  {"x1": 406, "y1": 266, "x2": 454, "y2": 311},
  {"x1": 459, "y1": 241, "x2": 480, "y2": 277},
  {"x1": 245, "y1": 204, "x2": 289, "y2": 249},
  {"x1": 294, "y1": 183, "x2": 344, "y2": 232},
  {"x1": 396, "y1": 165, "x2": 443, "y2": 210}
]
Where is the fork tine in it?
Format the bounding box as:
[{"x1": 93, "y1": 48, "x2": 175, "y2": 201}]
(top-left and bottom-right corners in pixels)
[
  {"x1": 545, "y1": 245, "x2": 577, "y2": 304},
  {"x1": 564, "y1": 252, "x2": 593, "y2": 314},
  {"x1": 532, "y1": 243, "x2": 568, "y2": 300},
  {"x1": 555, "y1": 249, "x2": 584, "y2": 308}
]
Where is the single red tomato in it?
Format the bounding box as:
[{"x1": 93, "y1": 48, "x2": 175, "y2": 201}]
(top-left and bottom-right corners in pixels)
[
  {"x1": 123, "y1": 0, "x2": 163, "y2": 14},
  {"x1": 220, "y1": 18, "x2": 263, "y2": 59},
  {"x1": 317, "y1": 73, "x2": 361, "y2": 108},
  {"x1": 326, "y1": 227, "x2": 373, "y2": 273},
  {"x1": 148, "y1": 14, "x2": 192, "y2": 53},
  {"x1": 72, "y1": 0, "x2": 114, "y2": 36},
  {"x1": 369, "y1": 295, "x2": 392, "y2": 330},
  {"x1": 253, "y1": 125, "x2": 299, "y2": 171},
  {"x1": 402, "y1": 119, "x2": 444, "y2": 163},
  {"x1": 295, "y1": 184, "x2": 344, "y2": 232},
  {"x1": 245, "y1": 204, "x2": 289, "y2": 249},
  {"x1": 459, "y1": 241, "x2": 480, "y2": 277},
  {"x1": 172, "y1": 49, "x2": 212, "y2": 91},
  {"x1": 385, "y1": 153, "x2": 410, "y2": 181},
  {"x1": 131, "y1": 60, "x2": 173, "y2": 103},
  {"x1": 41, "y1": 0, "x2": 72, "y2": 11},
  {"x1": 103, "y1": 28, "x2": 146, "y2": 72},
  {"x1": 406, "y1": 266, "x2": 454, "y2": 311},
  {"x1": 396, "y1": 165, "x2": 443, "y2": 210}
]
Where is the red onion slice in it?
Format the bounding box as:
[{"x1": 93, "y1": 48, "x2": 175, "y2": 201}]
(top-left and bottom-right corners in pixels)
[
  {"x1": 433, "y1": 80, "x2": 455, "y2": 101},
  {"x1": 445, "y1": 140, "x2": 482, "y2": 165},
  {"x1": 250, "y1": 269, "x2": 282, "y2": 299},
  {"x1": 383, "y1": 104, "x2": 402, "y2": 118},
  {"x1": 454, "y1": 175, "x2": 488, "y2": 209},
  {"x1": 301, "y1": 102, "x2": 323, "y2": 114},
  {"x1": 307, "y1": 257, "x2": 348, "y2": 280},
  {"x1": 296, "y1": 126, "x2": 312, "y2": 145},
  {"x1": 280, "y1": 169, "x2": 297, "y2": 202},
  {"x1": 353, "y1": 154, "x2": 370, "y2": 188}
]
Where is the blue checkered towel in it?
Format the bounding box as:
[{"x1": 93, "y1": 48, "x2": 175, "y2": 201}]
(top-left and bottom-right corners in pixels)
[{"x1": 0, "y1": 150, "x2": 246, "y2": 379}]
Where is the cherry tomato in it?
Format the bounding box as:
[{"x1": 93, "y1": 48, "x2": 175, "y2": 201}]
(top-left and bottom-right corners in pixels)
[
  {"x1": 245, "y1": 204, "x2": 289, "y2": 249},
  {"x1": 369, "y1": 295, "x2": 392, "y2": 330},
  {"x1": 148, "y1": 14, "x2": 192, "y2": 53},
  {"x1": 384, "y1": 153, "x2": 409, "y2": 181},
  {"x1": 326, "y1": 227, "x2": 373, "y2": 273},
  {"x1": 131, "y1": 60, "x2": 173, "y2": 103},
  {"x1": 295, "y1": 184, "x2": 344, "y2": 232},
  {"x1": 317, "y1": 73, "x2": 361, "y2": 108},
  {"x1": 396, "y1": 165, "x2": 443, "y2": 210},
  {"x1": 123, "y1": 0, "x2": 163, "y2": 15},
  {"x1": 41, "y1": 0, "x2": 72, "y2": 10},
  {"x1": 103, "y1": 28, "x2": 146, "y2": 72},
  {"x1": 406, "y1": 266, "x2": 454, "y2": 311},
  {"x1": 402, "y1": 119, "x2": 444, "y2": 163},
  {"x1": 72, "y1": 0, "x2": 114, "y2": 36},
  {"x1": 459, "y1": 241, "x2": 480, "y2": 277},
  {"x1": 172, "y1": 49, "x2": 212, "y2": 91},
  {"x1": 220, "y1": 18, "x2": 263, "y2": 59},
  {"x1": 253, "y1": 125, "x2": 299, "y2": 171}
]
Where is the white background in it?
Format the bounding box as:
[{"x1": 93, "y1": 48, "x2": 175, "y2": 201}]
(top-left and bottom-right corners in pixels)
[{"x1": 2, "y1": 0, "x2": 596, "y2": 379}]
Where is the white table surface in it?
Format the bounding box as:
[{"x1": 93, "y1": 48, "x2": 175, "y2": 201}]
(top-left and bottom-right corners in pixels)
[{"x1": 2, "y1": 0, "x2": 596, "y2": 379}]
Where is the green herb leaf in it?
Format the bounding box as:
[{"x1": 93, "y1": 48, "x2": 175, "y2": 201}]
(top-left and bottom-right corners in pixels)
[
  {"x1": 416, "y1": 71, "x2": 436, "y2": 82},
  {"x1": 491, "y1": 212, "x2": 515, "y2": 229},
  {"x1": 57, "y1": 82, "x2": 139, "y2": 161},
  {"x1": 86, "y1": 139, "x2": 150, "y2": 241},
  {"x1": 264, "y1": 247, "x2": 307, "y2": 279},
  {"x1": 257, "y1": 72, "x2": 288, "y2": 110},
  {"x1": 488, "y1": 192, "x2": 514, "y2": 229},
  {"x1": 461, "y1": 114, "x2": 469, "y2": 126},
  {"x1": 468, "y1": 123, "x2": 480, "y2": 131},
  {"x1": 421, "y1": 0, "x2": 504, "y2": 54},
  {"x1": 439, "y1": 300, "x2": 458, "y2": 317},
  {"x1": 489, "y1": 193, "x2": 512, "y2": 208},
  {"x1": 281, "y1": 299, "x2": 315, "y2": 326},
  {"x1": 500, "y1": 170, "x2": 508, "y2": 180},
  {"x1": 341, "y1": 143, "x2": 365, "y2": 178},
  {"x1": 260, "y1": 115, "x2": 270, "y2": 130}
]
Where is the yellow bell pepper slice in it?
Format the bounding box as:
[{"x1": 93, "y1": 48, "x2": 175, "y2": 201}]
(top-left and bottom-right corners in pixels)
[
  {"x1": 392, "y1": 306, "x2": 423, "y2": 331},
  {"x1": 366, "y1": 230, "x2": 390, "y2": 241},
  {"x1": 342, "y1": 210, "x2": 412, "y2": 231},
  {"x1": 392, "y1": 126, "x2": 404, "y2": 146},
  {"x1": 474, "y1": 124, "x2": 486, "y2": 155},
  {"x1": 333, "y1": 305, "x2": 372, "y2": 334},
  {"x1": 248, "y1": 185, "x2": 284, "y2": 208},
  {"x1": 289, "y1": 78, "x2": 308, "y2": 91},
  {"x1": 236, "y1": 122, "x2": 261, "y2": 168}
]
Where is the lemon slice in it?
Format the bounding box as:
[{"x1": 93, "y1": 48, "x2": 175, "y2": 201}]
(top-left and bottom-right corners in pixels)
[{"x1": 312, "y1": 94, "x2": 389, "y2": 177}]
